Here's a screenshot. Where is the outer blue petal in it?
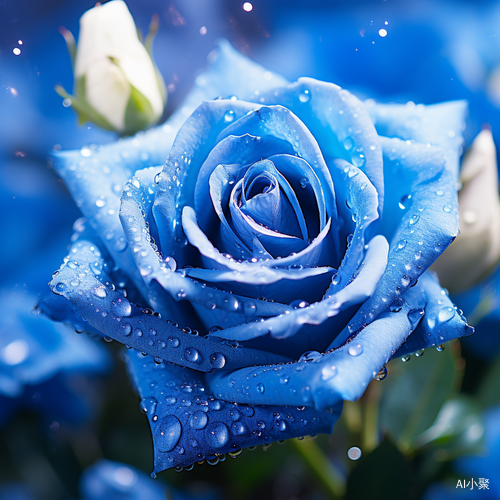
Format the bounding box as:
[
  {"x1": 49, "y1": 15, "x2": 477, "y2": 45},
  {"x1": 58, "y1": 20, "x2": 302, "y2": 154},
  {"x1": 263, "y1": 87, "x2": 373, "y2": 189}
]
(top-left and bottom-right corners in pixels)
[
  {"x1": 207, "y1": 281, "x2": 425, "y2": 409},
  {"x1": 367, "y1": 100, "x2": 467, "y2": 179},
  {"x1": 126, "y1": 350, "x2": 341, "y2": 473},
  {"x1": 49, "y1": 238, "x2": 290, "y2": 372},
  {"x1": 393, "y1": 272, "x2": 474, "y2": 358},
  {"x1": 346, "y1": 137, "x2": 460, "y2": 336}
]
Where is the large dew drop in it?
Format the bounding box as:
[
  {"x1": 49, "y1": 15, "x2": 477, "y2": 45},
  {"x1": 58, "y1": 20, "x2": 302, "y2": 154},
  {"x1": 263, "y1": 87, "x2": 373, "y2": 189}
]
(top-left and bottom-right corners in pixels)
[
  {"x1": 155, "y1": 415, "x2": 182, "y2": 452},
  {"x1": 206, "y1": 422, "x2": 230, "y2": 449},
  {"x1": 111, "y1": 298, "x2": 132, "y2": 317}
]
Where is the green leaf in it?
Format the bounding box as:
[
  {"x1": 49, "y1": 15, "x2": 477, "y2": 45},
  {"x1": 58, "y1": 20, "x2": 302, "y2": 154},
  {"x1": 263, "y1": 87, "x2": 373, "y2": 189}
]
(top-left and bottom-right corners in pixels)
[
  {"x1": 412, "y1": 396, "x2": 485, "y2": 458},
  {"x1": 379, "y1": 343, "x2": 461, "y2": 452},
  {"x1": 477, "y1": 352, "x2": 500, "y2": 409},
  {"x1": 346, "y1": 437, "x2": 416, "y2": 500},
  {"x1": 124, "y1": 84, "x2": 156, "y2": 135}
]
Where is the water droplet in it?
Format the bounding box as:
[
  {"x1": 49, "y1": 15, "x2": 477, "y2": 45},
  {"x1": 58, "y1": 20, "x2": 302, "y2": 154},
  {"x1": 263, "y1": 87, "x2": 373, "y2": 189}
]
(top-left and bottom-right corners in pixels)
[
  {"x1": 190, "y1": 411, "x2": 208, "y2": 430},
  {"x1": 156, "y1": 415, "x2": 182, "y2": 452},
  {"x1": 438, "y1": 306, "x2": 455, "y2": 323},
  {"x1": 408, "y1": 308, "x2": 424, "y2": 327},
  {"x1": 206, "y1": 422, "x2": 229, "y2": 448},
  {"x1": 242, "y1": 301, "x2": 256, "y2": 315},
  {"x1": 111, "y1": 298, "x2": 132, "y2": 317},
  {"x1": 122, "y1": 323, "x2": 132, "y2": 336},
  {"x1": 291, "y1": 299, "x2": 309, "y2": 309},
  {"x1": 93, "y1": 285, "x2": 107, "y2": 298},
  {"x1": 348, "y1": 344, "x2": 363, "y2": 356},
  {"x1": 80, "y1": 146, "x2": 92, "y2": 157},
  {"x1": 300, "y1": 177, "x2": 309, "y2": 189},
  {"x1": 256, "y1": 383, "x2": 265, "y2": 394},
  {"x1": 436, "y1": 344, "x2": 446, "y2": 352},
  {"x1": 347, "y1": 447, "x2": 362, "y2": 460},
  {"x1": 224, "y1": 110, "x2": 235, "y2": 122},
  {"x1": 390, "y1": 297, "x2": 404, "y2": 312},
  {"x1": 343, "y1": 137, "x2": 354, "y2": 150},
  {"x1": 374, "y1": 366, "x2": 388, "y2": 381},
  {"x1": 414, "y1": 349, "x2": 424, "y2": 357},
  {"x1": 299, "y1": 89, "x2": 311, "y2": 103},
  {"x1": 165, "y1": 396, "x2": 177, "y2": 405},
  {"x1": 55, "y1": 282, "x2": 66, "y2": 293},
  {"x1": 399, "y1": 194, "x2": 412, "y2": 210},
  {"x1": 409, "y1": 214, "x2": 420, "y2": 225},
  {"x1": 185, "y1": 347, "x2": 201, "y2": 363},
  {"x1": 165, "y1": 256, "x2": 177, "y2": 272},
  {"x1": 161, "y1": 334, "x2": 176, "y2": 348},
  {"x1": 321, "y1": 365, "x2": 337, "y2": 381},
  {"x1": 401, "y1": 354, "x2": 411, "y2": 362},
  {"x1": 95, "y1": 197, "x2": 106, "y2": 208},
  {"x1": 443, "y1": 205, "x2": 452, "y2": 213},
  {"x1": 352, "y1": 152, "x2": 366, "y2": 168},
  {"x1": 229, "y1": 446, "x2": 242, "y2": 458},
  {"x1": 299, "y1": 351, "x2": 322, "y2": 363},
  {"x1": 210, "y1": 352, "x2": 226, "y2": 369},
  {"x1": 280, "y1": 375, "x2": 290, "y2": 385},
  {"x1": 436, "y1": 190, "x2": 444, "y2": 196},
  {"x1": 139, "y1": 397, "x2": 158, "y2": 415},
  {"x1": 231, "y1": 421, "x2": 247, "y2": 435},
  {"x1": 396, "y1": 239, "x2": 407, "y2": 251}
]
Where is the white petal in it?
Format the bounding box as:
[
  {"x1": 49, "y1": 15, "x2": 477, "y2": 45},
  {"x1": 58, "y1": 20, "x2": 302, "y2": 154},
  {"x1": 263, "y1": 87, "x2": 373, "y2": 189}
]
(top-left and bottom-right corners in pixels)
[
  {"x1": 75, "y1": 0, "x2": 163, "y2": 126},
  {"x1": 432, "y1": 129, "x2": 500, "y2": 292}
]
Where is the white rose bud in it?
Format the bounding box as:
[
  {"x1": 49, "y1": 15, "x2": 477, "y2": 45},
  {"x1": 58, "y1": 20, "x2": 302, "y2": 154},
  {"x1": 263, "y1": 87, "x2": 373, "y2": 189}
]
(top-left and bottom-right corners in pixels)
[
  {"x1": 56, "y1": 0, "x2": 166, "y2": 134},
  {"x1": 432, "y1": 128, "x2": 500, "y2": 293}
]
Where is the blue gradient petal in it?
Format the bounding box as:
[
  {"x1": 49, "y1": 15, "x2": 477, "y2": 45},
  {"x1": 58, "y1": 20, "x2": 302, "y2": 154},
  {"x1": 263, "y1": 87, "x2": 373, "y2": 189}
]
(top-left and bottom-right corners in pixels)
[
  {"x1": 49, "y1": 238, "x2": 290, "y2": 371},
  {"x1": 367, "y1": 100, "x2": 467, "y2": 179},
  {"x1": 393, "y1": 272, "x2": 474, "y2": 358},
  {"x1": 346, "y1": 137, "x2": 460, "y2": 336},
  {"x1": 126, "y1": 350, "x2": 341, "y2": 473},
  {"x1": 207, "y1": 280, "x2": 425, "y2": 409}
]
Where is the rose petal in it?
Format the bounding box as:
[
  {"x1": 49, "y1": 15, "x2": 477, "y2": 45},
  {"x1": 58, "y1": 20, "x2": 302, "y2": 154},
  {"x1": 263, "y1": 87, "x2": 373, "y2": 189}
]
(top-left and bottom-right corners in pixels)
[{"x1": 126, "y1": 350, "x2": 341, "y2": 473}]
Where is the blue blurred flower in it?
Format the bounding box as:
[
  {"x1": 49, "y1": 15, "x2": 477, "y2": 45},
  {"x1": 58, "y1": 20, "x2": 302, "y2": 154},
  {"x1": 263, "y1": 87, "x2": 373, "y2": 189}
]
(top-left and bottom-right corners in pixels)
[
  {"x1": 0, "y1": 288, "x2": 109, "y2": 426},
  {"x1": 79, "y1": 459, "x2": 217, "y2": 500},
  {"x1": 41, "y1": 40, "x2": 473, "y2": 473}
]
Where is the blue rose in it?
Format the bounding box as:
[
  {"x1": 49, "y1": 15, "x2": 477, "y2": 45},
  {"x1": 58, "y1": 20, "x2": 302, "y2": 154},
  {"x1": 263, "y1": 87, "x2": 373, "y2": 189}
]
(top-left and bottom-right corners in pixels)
[{"x1": 41, "y1": 40, "x2": 473, "y2": 473}]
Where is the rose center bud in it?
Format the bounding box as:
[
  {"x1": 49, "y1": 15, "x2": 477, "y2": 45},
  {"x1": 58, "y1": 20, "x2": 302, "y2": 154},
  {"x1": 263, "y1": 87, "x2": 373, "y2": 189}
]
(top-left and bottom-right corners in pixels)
[{"x1": 228, "y1": 159, "x2": 310, "y2": 258}]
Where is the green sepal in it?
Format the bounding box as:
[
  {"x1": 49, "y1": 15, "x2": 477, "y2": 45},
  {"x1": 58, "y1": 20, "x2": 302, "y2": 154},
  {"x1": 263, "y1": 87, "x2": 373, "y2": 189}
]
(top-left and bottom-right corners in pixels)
[
  {"x1": 59, "y1": 27, "x2": 76, "y2": 69},
  {"x1": 55, "y1": 81, "x2": 115, "y2": 132},
  {"x1": 124, "y1": 84, "x2": 157, "y2": 135}
]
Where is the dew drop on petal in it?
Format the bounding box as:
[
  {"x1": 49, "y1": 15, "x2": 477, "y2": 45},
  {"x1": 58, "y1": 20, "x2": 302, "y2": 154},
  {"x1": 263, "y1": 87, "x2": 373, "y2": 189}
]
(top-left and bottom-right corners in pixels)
[
  {"x1": 209, "y1": 352, "x2": 226, "y2": 369},
  {"x1": 438, "y1": 306, "x2": 455, "y2": 323},
  {"x1": 156, "y1": 416, "x2": 182, "y2": 452},
  {"x1": 189, "y1": 411, "x2": 208, "y2": 430},
  {"x1": 111, "y1": 298, "x2": 132, "y2": 317},
  {"x1": 374, "y1": 366, "x2": 388, "y2": 381},
  {"x1": 321, "y1": 365, "x2": 337, "y2": 381},
  {"x1": 299, "y1": 89, "x2": 311, "y2": 103},
  {"x1": 185, "y1": 347, "x2": 201, "y2": 363},
  {"x1": 206, "y1": 422, "x2": 230, "y2": 448},
  {"x1": 348, "y1": 344, "x2": 363, "y2": 356},
  {"x1": 224, "y1": 110, "x2": 235, "y2": 122}
]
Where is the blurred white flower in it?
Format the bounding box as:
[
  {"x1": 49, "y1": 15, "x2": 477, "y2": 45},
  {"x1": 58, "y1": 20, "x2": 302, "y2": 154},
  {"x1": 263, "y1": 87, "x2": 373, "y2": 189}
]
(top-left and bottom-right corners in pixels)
[
  {"x1": 56, "y1": 0, "x2": 166, "y2": 134},
  {"x1": 432, "y1": 128, "x2": 500, "y2": 293}
]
